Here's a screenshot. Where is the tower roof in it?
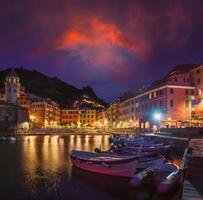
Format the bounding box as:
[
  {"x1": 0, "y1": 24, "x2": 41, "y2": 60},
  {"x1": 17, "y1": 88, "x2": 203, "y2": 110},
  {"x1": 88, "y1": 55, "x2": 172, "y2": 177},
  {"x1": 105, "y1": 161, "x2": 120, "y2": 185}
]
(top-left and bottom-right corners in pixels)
[{"x1": 6, "y1": 68, "x2": 19, "y2": 77}]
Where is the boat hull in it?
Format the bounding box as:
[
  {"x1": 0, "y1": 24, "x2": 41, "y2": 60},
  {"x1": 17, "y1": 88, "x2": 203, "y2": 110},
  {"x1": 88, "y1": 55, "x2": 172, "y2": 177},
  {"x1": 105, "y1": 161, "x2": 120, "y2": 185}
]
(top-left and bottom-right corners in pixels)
[
  {"x1": 137, "y1": 156, "x2": 165, "y2": 170},
  {"x1": 71, "y1": 157, "x2": 138, "y2": 177}
]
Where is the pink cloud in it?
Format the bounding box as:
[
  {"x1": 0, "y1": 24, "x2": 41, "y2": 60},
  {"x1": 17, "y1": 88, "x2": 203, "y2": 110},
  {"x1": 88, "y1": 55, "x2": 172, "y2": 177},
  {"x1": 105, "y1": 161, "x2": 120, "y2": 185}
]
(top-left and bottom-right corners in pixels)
[{"x1": 57, "y1": 17, "x2": 150, "y2": 66}]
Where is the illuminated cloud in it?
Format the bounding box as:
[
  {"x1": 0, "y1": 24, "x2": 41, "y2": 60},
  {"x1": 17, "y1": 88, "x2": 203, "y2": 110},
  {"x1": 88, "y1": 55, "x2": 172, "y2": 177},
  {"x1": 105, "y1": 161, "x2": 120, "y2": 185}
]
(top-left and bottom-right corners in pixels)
[
  {"x1": 57, "y1": 18, "x2": 149, "y2": 67},
  {"x1": 0, "y1": 0, "x2": 203, "y2": 101}
]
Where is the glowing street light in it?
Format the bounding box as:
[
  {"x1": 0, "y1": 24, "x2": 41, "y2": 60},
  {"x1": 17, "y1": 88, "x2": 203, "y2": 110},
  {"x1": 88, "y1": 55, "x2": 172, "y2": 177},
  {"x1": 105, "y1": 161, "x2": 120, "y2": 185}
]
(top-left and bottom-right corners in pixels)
[{"x1": 154, "y1": 113, "x2": 162, "y2": 121}]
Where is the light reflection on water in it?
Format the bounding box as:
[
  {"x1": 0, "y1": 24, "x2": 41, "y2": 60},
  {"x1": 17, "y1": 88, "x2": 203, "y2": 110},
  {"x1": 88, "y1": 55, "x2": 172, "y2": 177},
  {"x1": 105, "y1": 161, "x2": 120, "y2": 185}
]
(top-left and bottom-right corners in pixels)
[
  {"x1": 20, "y1": 135, "x2": 112, "y2": 199},
  {"x1": 0, "y1": 135, "x2": 181, "y2": 200}
]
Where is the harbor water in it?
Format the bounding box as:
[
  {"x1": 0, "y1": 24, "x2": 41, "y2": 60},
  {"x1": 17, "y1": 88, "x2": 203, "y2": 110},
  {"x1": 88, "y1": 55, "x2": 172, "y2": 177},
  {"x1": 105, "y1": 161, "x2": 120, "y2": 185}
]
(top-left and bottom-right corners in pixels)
[{"x1": 0, "y1": 135, "x2": 181, "y2": 200}]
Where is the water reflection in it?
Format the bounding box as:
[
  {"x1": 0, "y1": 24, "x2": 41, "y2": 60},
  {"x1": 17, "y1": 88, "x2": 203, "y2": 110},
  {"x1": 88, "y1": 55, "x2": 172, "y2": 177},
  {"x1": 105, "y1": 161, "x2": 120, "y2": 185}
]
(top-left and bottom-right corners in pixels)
[
  {"x1": 19, "y1": 135, "x2": 111, "y2": 199},
  {"x1": 0, "y1": 135, "x2": 181, "y2": 200}
]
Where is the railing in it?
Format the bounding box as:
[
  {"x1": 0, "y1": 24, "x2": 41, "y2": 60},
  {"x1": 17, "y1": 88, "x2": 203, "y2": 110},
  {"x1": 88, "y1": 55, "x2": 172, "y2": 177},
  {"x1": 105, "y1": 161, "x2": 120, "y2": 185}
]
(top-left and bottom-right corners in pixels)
[
  {"x1": 180, "y1": 147, "x2": 189, "y2": 171},
  {"x1": 179, "y1": 146, "x2": 189, "y2": 199}
]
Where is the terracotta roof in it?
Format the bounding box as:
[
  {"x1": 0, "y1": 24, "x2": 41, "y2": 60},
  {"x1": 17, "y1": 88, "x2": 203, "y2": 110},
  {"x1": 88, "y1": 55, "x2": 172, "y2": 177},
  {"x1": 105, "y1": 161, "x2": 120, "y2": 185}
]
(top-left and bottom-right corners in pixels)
[{"x1": 167, "y1": 64, "x2": 200, "y2": 76}]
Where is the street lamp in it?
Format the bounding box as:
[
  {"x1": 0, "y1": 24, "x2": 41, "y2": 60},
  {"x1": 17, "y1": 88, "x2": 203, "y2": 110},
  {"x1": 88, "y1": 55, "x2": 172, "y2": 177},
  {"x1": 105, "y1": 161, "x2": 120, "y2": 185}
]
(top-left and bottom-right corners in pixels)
[
  {"x1": 153, "y1": 112, "x2": 162, "y2": 133},
  {"x1": 154, "y1": 113, "x2": 162, "y2": 121}
]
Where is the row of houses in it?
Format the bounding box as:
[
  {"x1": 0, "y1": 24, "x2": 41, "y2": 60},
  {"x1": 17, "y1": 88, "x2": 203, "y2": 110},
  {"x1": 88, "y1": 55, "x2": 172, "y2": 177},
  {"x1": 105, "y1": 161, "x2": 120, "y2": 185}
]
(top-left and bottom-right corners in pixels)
[
  {"x1": 0, "y1": 68, "x2": 97, "y2": 129},
  {"x1": 97, "y1": 64, "x2": 203, "y2": 129},
  {"x1": 1, "y1": 64, "x2": 203, "y2": 130},
  {"x1": 30, "y1": 100, "x2": 97, "y2": 128}
]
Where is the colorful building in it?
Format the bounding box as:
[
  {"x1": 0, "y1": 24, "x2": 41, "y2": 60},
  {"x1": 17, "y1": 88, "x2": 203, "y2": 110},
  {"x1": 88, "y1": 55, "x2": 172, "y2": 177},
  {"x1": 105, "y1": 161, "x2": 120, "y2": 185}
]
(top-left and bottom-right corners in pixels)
[
  {"x1": 61, "y1": 109, "x2": 79, "y2": 126},
  {"x1": 118, "y1": 64, "x2": 203, "y2": 128},
  {"x1": 79, "y1": 109, "x2": 96, "y2": 127},
  {"x1": 96, "y1": 109, "x2": 108, "y2": 127},
  {"x1": 19, "y1": 90, "x2": 31, "y2": 112},
  {"x1": 30, "y1": 99, "x2": 61, "y2": 128},
  {"x1": 191, "y1": 65, "x2": 203, "y2": 119}
]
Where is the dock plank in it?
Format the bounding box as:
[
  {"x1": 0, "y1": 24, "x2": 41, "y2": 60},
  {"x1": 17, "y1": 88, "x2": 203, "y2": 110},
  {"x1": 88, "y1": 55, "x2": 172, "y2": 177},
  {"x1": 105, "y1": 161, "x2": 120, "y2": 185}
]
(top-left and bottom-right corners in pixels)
[{"x1": 182, "y1": 180, "x2": 203, "y2": 200}]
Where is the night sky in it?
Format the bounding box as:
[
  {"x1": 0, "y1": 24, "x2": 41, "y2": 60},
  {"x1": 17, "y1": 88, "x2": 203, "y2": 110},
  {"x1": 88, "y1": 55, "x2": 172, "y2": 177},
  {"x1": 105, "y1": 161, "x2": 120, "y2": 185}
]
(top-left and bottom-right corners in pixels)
[{"x1": 0, "y1": 0, "x2": 203, "y2": 102}]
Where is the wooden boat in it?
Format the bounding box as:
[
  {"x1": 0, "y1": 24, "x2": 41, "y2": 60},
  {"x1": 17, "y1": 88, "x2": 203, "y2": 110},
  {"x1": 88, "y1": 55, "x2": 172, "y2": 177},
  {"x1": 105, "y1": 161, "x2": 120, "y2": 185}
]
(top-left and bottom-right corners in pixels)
[
  {"x1": 130, "y1": 163, "x2": 183, "y2": 193},
  {"x1": 111, "y1": 145, "x2": 171, "y2": 154},
  {"x1": 70, "y1": 145, "x2": 165, "y2": 177},
  {"x1": 157, "y1": 148, "x2": 188, "y2": 193},
  {"x1": 70, "y1": 150, "x2": 139, "y2": 177},
  {"x1": 110, "y1": 136, "x2": 171, "y2": 152},
  {"x1": 95, "y1": 144, "x2": 165, "y2": 171},
  {"x1": 157, "y1": 168, "x2": 183, "y2": 193},
  {"x1": 0, "y1": 136, "x2": 16, "y2": 142}
]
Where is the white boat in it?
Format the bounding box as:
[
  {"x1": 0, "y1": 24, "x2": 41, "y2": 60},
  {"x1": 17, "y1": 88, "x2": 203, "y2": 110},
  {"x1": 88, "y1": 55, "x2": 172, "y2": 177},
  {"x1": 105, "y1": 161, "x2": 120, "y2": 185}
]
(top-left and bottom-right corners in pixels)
[
  {"x1": 0, "y1": 136, "x2": 16, "y2": 142},
  {"x1": 70, "y1": 150, "x2": 139, "y2": 177},
  {"x1": 70, "y1": 147, "x2": 165, "y2": 177},
  {"x1": 0, "y1": 137, "x2": 6, "y2": 141},
  {"x1": 8, "y1": 137, "x2": 16, "y2": 142}
]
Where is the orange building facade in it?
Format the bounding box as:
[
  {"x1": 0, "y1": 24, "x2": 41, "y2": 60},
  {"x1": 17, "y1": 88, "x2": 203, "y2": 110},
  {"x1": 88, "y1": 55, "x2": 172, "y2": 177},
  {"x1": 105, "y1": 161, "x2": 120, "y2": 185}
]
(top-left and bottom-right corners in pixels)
[{"x1": 61, "y1": 109, "x2": 79, "y2": 125}]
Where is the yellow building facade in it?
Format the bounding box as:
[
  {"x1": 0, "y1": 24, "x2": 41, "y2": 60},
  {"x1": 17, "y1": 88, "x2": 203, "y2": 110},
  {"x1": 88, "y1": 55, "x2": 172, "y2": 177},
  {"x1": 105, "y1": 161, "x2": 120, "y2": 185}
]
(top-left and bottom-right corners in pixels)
[{"x1": 79, "y1": 109, "x2": 96, "y2": 127}]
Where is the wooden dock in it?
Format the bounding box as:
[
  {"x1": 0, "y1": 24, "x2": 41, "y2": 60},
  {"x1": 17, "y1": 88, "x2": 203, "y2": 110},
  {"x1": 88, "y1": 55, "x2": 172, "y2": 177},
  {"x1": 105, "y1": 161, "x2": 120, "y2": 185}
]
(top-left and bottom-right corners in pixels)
[
  {"x1": 187, "y1": 139, "x2": 203, "y2": 180},
  {"x1": 182, "y1": 139, "x2": 203, "y2": 200},
  {"x1": 182, "y1": 180, "x2": 203, "y2": 200},
  {"x1": 142, "y1": 134, "x2": 203, "y2": 199}
]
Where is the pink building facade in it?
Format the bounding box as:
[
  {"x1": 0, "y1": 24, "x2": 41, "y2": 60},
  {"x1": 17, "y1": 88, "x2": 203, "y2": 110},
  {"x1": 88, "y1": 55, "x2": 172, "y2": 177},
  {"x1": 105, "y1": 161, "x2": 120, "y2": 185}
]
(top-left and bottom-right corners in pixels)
[{"x1": 119, "y1": 64, "x2": 202, "y2": 128}]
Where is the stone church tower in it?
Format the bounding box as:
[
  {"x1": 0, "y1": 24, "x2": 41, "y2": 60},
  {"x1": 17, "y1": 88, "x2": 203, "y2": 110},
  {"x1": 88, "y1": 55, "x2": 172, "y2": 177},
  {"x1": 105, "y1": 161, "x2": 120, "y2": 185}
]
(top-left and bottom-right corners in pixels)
[{"x1": 5, "y1": 68, "x2": 21, "y2": 104}]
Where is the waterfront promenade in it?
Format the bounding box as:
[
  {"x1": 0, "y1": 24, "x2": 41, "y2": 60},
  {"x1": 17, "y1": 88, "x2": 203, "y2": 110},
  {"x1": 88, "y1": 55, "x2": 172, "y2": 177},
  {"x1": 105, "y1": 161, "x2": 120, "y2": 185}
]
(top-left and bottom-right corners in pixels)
[{"x1": 17, "y1": 127, "x2": 138, "y2": 136}]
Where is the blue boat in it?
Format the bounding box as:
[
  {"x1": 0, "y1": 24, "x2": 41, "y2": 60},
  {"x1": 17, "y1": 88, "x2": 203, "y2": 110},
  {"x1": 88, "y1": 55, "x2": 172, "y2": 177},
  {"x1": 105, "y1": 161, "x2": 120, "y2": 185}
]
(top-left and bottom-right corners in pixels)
[{"x1": 130, "y1": 163, "x2": 183, "y2": 193}]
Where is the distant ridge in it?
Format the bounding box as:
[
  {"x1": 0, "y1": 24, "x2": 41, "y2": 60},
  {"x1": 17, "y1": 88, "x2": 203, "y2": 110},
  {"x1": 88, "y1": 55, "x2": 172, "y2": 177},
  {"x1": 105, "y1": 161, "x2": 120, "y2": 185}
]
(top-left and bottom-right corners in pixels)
[{"x1": 0, "y1": 67, "x2": 108, "y2": 109}]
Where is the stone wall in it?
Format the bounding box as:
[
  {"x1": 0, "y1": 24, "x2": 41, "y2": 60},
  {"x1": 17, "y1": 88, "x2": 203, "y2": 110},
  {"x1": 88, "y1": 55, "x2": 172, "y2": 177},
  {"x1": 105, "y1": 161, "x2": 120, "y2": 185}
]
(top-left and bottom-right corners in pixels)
[
  {"x1": 0, "y1": 121, "x2": 17, "y2": 135},
  {"x1": 160, "y1": 127, "x2": 203, "y2": 138}
]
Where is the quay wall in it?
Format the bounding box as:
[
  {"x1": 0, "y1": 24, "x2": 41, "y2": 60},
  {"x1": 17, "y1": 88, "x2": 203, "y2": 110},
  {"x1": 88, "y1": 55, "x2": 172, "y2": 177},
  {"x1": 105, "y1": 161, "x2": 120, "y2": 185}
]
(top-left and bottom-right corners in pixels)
[
  {"x1": 0, "y1": 122, "x2": 17, "y2": 135},
  {"x1": 160, "y1": 128, "x2": 203, "y2": 138},
  {"x1": 17, "y1": 128, "x2": 111, "y2": 135}
]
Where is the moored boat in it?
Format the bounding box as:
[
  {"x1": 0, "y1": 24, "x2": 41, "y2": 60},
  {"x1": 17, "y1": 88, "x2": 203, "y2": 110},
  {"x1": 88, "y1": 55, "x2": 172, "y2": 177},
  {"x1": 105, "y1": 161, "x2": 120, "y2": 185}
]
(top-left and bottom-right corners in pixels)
[
  {"x1": 0, "y1": 136, "x2": 16, "y2": 142},
  {"x1": 112, "y1": 145, "x2": 171, "y2": 154},
  {"x1": 70, "y1": 150, "x2": 139, "y2": 177},
  {"x1": 130, "y1": 163, "x2": 183, "y2": 193},
  {"x1": 110, "y1": 136, "x2": 171, "y2": 153},
  {"x1": 70, "y1": 146, "x2": 165, "y2": 177}
]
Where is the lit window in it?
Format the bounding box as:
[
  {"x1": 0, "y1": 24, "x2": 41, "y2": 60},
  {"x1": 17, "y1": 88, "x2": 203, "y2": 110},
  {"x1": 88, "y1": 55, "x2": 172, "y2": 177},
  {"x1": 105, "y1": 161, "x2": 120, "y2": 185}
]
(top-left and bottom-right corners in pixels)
[{"x1": 149, "y1": 93, "x2": 152, "y2": 99}]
